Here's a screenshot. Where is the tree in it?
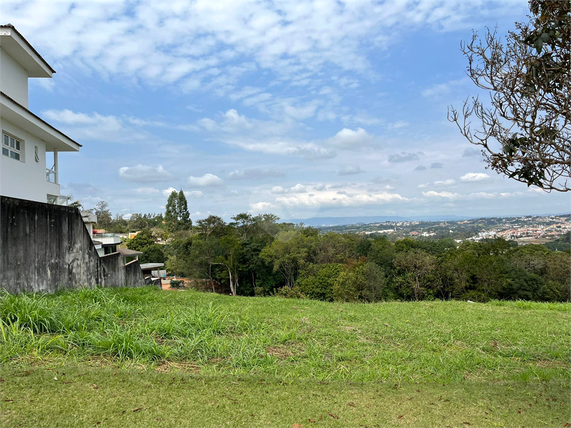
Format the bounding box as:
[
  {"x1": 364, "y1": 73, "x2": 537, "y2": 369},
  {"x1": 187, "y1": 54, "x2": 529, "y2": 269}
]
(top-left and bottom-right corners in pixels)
[
  {"x1": 260, "y1": 230, "x2": 311, "y2": 288},
  {"x1": 177, "y1": 190, "x2": 192, "y2": 230},
  {"x1": 296, "y1": 263, "x2": 343, "y2": 301},
  {"x1": 449, "y1": 0, "x2": 570, "y2": 192},
  {"x1": 196, "y1": 215, "x2": 227, "y2": 238},
  {"x1": 333, "y1": 259, "x2": 385, "y2": 303},
  {"x1": 393, "y1": 249, "x2": 436, "y2": 301},
  {"x1": 125, "y1": 229, "x2": 165, "y2": 264},
  {"x1": 164, "y1": 190, "x2": 192, "y2": 233},
  {"x1": 94, "y1": 201, "x2": 112, "y2": 229}
]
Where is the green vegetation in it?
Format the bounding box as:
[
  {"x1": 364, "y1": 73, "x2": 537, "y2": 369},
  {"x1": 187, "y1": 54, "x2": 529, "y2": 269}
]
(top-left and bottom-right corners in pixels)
[
  {"x1": 1, "y1": 287, "x2": 570, "y2": 427},
  {"x1": 161, "y1": 213, "x2": 571, "y2": 303}
]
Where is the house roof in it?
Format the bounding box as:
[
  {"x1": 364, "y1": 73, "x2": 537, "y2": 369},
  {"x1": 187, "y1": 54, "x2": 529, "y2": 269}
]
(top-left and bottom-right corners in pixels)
[
  {"x1": 117, "y1": 247, "x2": 143, "y2": 256},
  {"x1": 0, "y1": 24, "x2": 55, "y2": 77},
  {"x1": 0, "y1": 91, "x2": 81, "y2": 151},
  {"x1": 140, "y1": 263, "x2": 165, "y2": 270}
]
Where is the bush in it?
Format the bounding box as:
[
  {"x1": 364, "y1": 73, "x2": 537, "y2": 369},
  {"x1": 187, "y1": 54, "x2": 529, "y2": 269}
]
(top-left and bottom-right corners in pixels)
[
  {"x1": 333, "y1": 260, "x2": 385, "y2": 303},
  {"x1": 295, "y1": 263, "x2": 343, "y2": 301},
  {"x1": 169, "y1": 279, "x2": 184, "y2": 289},
  {"x1": 275, "y1": 286, "x2": 306, "y2": 299}
]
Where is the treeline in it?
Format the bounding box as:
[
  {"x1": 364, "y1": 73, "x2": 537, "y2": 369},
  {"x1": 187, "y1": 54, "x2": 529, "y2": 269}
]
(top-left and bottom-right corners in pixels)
[
  {"x1": 90, "y1": 195, "x2": 570, "y2": 303},
  {"x1": 152, "y1": 213, "x2": 567, "y2": 303}
]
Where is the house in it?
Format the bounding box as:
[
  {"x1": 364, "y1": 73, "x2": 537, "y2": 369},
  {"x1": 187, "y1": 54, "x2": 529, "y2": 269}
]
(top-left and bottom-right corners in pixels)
[
  {"x1": 0, "y1": 25, "x2": 146, "y2": 294},
  {"x1": 0, "y1": 24, "x2": 80, "y2": 204},
  {"x1": 92, "y1": 232, "x2": 123, "y2": 256}
]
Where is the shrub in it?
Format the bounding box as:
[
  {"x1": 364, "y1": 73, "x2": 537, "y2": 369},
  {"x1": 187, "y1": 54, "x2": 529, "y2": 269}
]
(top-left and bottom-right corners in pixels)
[
  {"x1": 333, "y1": 260, "x2": 385, "y2": 303},
  {"x1": 295, "y1": 263, "x2": 343, "y2": 301},
  {"x1": 275, "y1": 286, "x2": 306, "y2": 299},
  {"x1": 169, "y1": 279, "x2": 184, "y2": 289}
]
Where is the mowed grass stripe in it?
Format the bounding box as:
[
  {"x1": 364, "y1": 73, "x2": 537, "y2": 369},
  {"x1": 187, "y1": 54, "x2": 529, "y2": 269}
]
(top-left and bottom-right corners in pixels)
[{"x1": 1, "y1": 365, "x2": 569, "y2": 428}]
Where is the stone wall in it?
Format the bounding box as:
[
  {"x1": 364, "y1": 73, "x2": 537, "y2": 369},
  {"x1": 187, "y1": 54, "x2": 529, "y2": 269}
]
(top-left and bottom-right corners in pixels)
[{"x1": 0, "y1": 196, "x2": 145, "y2": 294}]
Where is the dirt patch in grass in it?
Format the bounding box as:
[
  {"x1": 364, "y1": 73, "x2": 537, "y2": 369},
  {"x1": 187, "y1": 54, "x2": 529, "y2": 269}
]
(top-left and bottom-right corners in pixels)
[{"x1": 265, "y1": 346, "x2": 294, "y2": 359}]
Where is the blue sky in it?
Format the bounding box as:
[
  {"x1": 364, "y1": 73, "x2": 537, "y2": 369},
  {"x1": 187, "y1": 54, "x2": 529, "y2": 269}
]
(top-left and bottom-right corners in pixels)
[{"x1": 3, "y1": 0, "x2": 569, "y2": 221}]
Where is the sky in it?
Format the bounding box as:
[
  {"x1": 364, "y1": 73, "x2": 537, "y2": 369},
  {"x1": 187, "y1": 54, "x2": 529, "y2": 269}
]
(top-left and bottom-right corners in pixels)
[{"x1": 2, "y1": 0, "x2": 569, "y2": 222}]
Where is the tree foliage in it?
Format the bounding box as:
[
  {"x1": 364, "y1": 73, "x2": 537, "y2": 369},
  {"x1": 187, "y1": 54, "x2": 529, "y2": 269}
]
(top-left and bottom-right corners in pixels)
[
  {"x1": 83, "y1": 199, "x2": 569, "y2": 303},
  {"x1": 449, "y1": 0, "x2": 570, "y2": 191},
  {"x1": 125, "y1": 229, "x2": 165, "y2": 264},
  {"x1": 94, "y1": 201, "x2": 112, "y2": 229},
  {"x1": 165, "y1": 190, "x2": 192, "y2": 233}
]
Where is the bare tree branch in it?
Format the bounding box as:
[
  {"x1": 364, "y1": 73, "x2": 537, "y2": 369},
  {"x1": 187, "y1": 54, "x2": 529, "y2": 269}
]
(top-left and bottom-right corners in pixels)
[{"x1": 449, "y1": 0, "x2": 571, "y2": 192}]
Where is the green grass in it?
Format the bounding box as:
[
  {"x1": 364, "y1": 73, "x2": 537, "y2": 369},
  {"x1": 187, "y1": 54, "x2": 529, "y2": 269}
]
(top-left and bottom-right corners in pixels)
[{"x1": 1, "y1": 287, "x2": 570, "y2": 427}]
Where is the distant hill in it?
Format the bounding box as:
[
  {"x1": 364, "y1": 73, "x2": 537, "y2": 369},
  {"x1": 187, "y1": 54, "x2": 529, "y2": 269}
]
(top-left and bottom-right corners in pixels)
[{"x1": 285, "y1": 215, "x2": 473, "y2": 227}]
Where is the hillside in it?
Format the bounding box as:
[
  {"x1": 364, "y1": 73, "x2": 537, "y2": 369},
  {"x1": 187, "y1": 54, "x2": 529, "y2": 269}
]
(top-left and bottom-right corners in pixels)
[{"x1": 1, "y1": 287, "x2": 570, "y2": 427}]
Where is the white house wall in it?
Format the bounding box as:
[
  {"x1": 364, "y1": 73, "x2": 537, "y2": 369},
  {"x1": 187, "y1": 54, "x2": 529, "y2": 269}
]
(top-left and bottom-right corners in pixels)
[
  {"x1": 0, "y1": 117, "x2": 59, "y2": 202},
  {"x1": 0, "y1": 49, "x2": 28, "y2": 108}
]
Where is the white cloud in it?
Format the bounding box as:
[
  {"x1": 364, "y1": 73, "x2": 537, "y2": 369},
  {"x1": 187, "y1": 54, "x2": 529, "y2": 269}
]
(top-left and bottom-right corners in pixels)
[
  {"x1": 460, "y1": 172, "x2": 491, "y2": 182},
  {"x1": 196, "y1": 109, "x2": 335, "y2": 159},
  {"x1": 42, "y1": 109, "x2": 152, "y2": 143},
  {"x1": 276, "y1": 190, "x2": 407, "y2": 208},
  {"x1": 43, "y1": 109, "x2": 103, "y2": 125},
  {"x1": 389, "y1": 120, "x2": 409, "y2": 129},
  {"x1": 422, "y1": 191, "x2": 461, "y2": 200},
  {"x1": 227, "y1": 168, "x2": 285, "y2": 180},
  {"x1": 185, "y1": 190, "x2": 204, "y2": 198},
  {"x1": 3, "y1": 1, "x2": 524, "y2": 92},
  {"x1": 338, "y1": 165, "x2": 364, "y2": 176},
  {"x1": 421, "y1": 78, "x2": 466, "y2": 98},
  {"x1": 327, "y1": 128, "x2": 375, "y2": 151},
  {"x1": 468, "y1": 192, "x2": 499, "y2": 199},
  {"x1": 119, "y1": 165, "x2": 173, "y2": 183},
  {"x1": 162, "y1": 187, "x2": 178, "y2": 197},
  {"x1": 250, "y1": 201, "x2": 278, "y2": 212},
  {"x1": 271, "y1": 184, "x2": 307, "y2": 194},
  {"x1": 188, "y1": 173, "x2": 224, "y2": 187},
  {"x1": 434, "y1": 179, "x2": 456, "y2": 186}
]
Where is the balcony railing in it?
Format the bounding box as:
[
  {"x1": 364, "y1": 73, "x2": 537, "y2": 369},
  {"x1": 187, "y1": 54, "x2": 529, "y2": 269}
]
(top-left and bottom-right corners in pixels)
[{"x1": 46, "y1": 166, "x2": 56, "y2": 183}]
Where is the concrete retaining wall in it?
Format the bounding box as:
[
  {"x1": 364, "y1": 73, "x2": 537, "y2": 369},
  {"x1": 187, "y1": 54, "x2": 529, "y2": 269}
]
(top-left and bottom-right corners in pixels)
[
  {"x1": 0, "y1": 196, "x2": 145, "y2": 294},
  {"x1": 100, "y1": 252, "x2": 125, "y2": 288},
  {"x1": 125, "y1": 260, "x2": 145, "y2": 288}
]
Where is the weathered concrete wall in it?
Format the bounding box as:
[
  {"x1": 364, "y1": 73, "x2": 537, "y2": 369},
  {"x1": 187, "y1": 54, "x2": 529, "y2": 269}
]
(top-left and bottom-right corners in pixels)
[
  {"x1": 0, "y1": 196, "x2": 144, "y2": 293},
  {"x1": 125, "y1": 260, "x2": 145, "y2": 288},
  {"x1": 100, "y1": 253, "x2": 125, "y2": 288}
]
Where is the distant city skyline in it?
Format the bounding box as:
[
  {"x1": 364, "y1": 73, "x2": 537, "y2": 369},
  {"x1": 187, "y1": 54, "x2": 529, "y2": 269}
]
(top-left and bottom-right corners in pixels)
[{"x1": 2, "y1": 0, "x2": 569, "y2": 221}]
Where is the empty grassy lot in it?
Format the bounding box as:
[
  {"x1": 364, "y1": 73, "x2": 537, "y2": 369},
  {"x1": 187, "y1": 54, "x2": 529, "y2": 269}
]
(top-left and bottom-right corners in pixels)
[{"x1": 1, "y1": 287, "x2": 569, "y2": 427}]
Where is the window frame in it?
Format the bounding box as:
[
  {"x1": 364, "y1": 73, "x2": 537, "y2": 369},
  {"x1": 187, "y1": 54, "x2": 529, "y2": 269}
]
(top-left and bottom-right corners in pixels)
[{"x1": 2, "y1": 131, "x2": 24, "y2": 162}]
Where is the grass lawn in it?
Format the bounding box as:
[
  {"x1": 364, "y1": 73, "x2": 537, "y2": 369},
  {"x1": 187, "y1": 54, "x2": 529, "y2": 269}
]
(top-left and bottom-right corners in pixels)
[{"x1": 1, "y1": 287, "x2": 569, "y2": 427}]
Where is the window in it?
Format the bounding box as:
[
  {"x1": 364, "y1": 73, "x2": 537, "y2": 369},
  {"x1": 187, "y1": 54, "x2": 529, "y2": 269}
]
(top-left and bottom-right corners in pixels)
[{"x1": 2, "y1": 133, "x2": 23, "y2": 161}]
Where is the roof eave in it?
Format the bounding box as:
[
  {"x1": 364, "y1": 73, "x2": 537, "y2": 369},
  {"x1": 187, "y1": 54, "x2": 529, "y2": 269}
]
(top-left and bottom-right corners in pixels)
[
  {"x1": 1, "y1": 91, "x2": 82, "y2": 151},
  {"x1": 0, "y1": 24, "x2": 56, "y2": 76}
]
